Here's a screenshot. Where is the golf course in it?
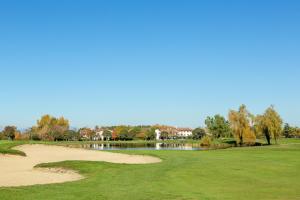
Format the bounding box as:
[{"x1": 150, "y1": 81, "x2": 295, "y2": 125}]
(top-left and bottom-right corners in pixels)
[{"x1": 0, "y1": 139, "x2": 299, "y2": 200}]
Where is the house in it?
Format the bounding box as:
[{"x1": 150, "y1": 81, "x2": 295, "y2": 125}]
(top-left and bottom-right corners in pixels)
[
  {"x1": 155, "y1": 129, "x2": 161, "y2": 140},
  {"x1": 94, "y1": 127, "x2": 113, "y2": 141},
  {"x1": 94, "y1": 129, "x2": 104, "y2": 141},
  {"x1": 176, "y1": 128, "x2": 193, "y2": 138},
  {"x1": 155, "y1": 126, "x2": 193, "y2": 140}
]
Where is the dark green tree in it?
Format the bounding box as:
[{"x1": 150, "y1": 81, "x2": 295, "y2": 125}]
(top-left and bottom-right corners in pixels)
[
  {"x1": 205, "y1": 115, "x2": 231, "y2": 138},
  {"x1": 145, "y1": 128, "x2": 156, "y2": 140},
  {"x1": 283, "y1": 123, "x2": 293, "y2": 138},
  {"x1": 119, "y1": 128, "x2": 130, "y2": 140},
  {"x1": 192, "y1": 128, "x2": 206, "y2": 140},
  {"x1": 160, "y1": 131, "x2": 169, "y2": 140},
  {"x1": 103, "y1": 130, "x2": 112, "y2": 140}
]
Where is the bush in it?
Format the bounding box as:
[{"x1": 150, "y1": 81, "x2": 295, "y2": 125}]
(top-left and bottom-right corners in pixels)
[
  {"x1": 200, "y1": 136, "x2": 212, "y2": 147},
  {"x1": 31, "y1": 134, "x2": 41, "y2": 141}
]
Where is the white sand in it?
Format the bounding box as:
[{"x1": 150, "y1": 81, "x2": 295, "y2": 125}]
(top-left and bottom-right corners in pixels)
[{"x1": 0, "y1": 144, "x2": 161, "y2": 187}]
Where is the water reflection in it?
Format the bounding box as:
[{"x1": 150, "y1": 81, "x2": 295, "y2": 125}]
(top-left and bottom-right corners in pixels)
[{"x1": 69, "y1": 143, "x2": 203, "y2": 151}]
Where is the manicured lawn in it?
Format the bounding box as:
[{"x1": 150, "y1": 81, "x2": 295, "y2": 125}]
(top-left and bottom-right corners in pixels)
[
  {"x1": 0, "y1": 139, "x2": 299, "y2": 200},
  {"x1": 0, "y1": 140, "x2": 27, "y2": 156}
]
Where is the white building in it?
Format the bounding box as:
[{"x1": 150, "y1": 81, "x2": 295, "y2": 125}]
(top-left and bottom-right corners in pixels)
[
  {"x1": 176, "y1": 128, "x2": 193, "y2": 138},
  {"x1": 155, "y1": 127, "x2": 193, "y2": 140},
  {"x1": 155, "y1": 129, "x2": 161, "y2": 140},
  {"x1": 94, "y1": 130, "x2": 104, "y2": 141}
]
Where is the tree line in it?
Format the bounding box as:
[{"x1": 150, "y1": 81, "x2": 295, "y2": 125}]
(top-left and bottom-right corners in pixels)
[{"x1": 0, "y1": 105, "x2": 299, "y2": 145}]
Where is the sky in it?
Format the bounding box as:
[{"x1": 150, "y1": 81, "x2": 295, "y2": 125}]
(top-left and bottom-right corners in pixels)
[{"x1": 0, "y1": 0, "x2": 299, "y2": 129}]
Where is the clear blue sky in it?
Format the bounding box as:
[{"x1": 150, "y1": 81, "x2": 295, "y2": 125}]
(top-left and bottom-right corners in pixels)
[{"x1": 0, "y1": 0, "x2": 299, "y2": 129}]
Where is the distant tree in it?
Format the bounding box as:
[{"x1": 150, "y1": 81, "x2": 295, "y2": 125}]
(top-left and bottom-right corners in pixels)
[
  {"x1": 128, "y1": 127, "x2": 140, "y2": 139},
  {"x1": 112, "y1": 126, "x2": 127, "y2": 140},
  {"x1": 145, "y1": 128, "x2": 156, "y2": 140},
  {"x1": 103, "y1": 130, "x2": 112, "y2": 140},
  {"x1": 282, "y1": 124, "x2": 300, "y2": 138},
  {"x1": 2, "y1": 126, "x2": 17, "y2": 140},
  {"x1": 119, "y1": 128, "x2": 130, "y2": 140},
  {"x1": 205, "y1": 115, "x2": 232, "y2": 138},
  {"x1": 112, "y1": 130, "x2": 118, "y2": 140},
  {"x1": 283, "y1": 123, "x2": 293, "y2": 138},
  {"x1": 160, "y1": 131, "x2": 169, "y2": 140},
  {"x1": 135, "y1": 132, "x2": 146, "y2": 140},
  {"x1": 192, "y1": 128, "x2": 206, "y2": 140},
  {"x1": 64, "y1": 130, "x2": 79, "y2": 141},
  {"x1": 296, "y1": 128, "x2": 300, "y2": 138},
  {"x1": 255, "y1": 106, "x2": 283, "y2": 145},
  {"x1": 228, "y1": 105, "x2": 256, "y2": 145},
  {"x1": 35, "y1": 115, "x2": 70, "y2": 141},
  {"x1": 79, "y1": 128, "x2": 95, "y2": 141}
]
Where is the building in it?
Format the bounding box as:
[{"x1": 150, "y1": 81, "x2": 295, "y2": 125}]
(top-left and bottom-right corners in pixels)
[
  {"x1": 176, "y1": 128, "x2": 193, "y2": 138},
  {"x1": 155, "y1": 129, "x2": 161, "y2": 140},
  {"x1": 94, "y1": 129, "x2": 104, "y2": 141},
  {"x1": 155, "y1": 126, "x2": 193, "y2": 140}
]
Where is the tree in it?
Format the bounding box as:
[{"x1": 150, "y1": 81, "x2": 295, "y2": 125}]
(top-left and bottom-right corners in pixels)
[
  {"x1": 228, "y1": 105, "x2": 256, "y2": 145},
  {"x1": 64, "y1": 130, "x2": 80, "y2": 141},
  {"x1": 255, "y1": 106, "x2": 283, "y2": 145},
  {"x1": 35, "y1": 115, "x2": 70, "y2": 141},
  {"x1": 128, "y1": 127, "x2": 140, "y2": 139},
  {"x1": 119, "y1": 128, "x2": 130, "y2": 140},
  {"x1": 283, "y1": 123, "x2": 293, "y2": 138},
  {"x1": 112, "y1": 126, "x2": 127, "y2": 140},
  {"x1": 79, "y1": 128, "x2": 95, "y2": 141},
  {"x1": 2, "y1": 126, "x2": 17, "y2": 140},
  {"x1": 160, "y1": 131, "x2": 169, "y2": 140},
  {"x1": 103, "y1": 130, "x2": 112, "y2": 140},
  {"x1": 145, "y1": 128, "x2": 156, "y2": 140},
  {"x1": 192, "y1": 128, "x2": 206, "y2": 140},
  {"x1": 282, "y1": 123, "x2": 300, "y2": 138},
  {"x1": 205, "y1": 115, "x2": 231, "y2": 138}
]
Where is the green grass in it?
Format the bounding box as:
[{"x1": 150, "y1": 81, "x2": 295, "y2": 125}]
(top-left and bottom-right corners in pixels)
[
  {"x1": 0, "y1": 139, "x2": 299, "y2": 200},
  {"x1": 0, "y1": 140, "x2": 27, "y2": 156}
]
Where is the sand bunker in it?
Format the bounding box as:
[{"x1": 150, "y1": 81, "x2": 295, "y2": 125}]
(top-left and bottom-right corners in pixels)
[{"x1": 0, "y1": 144, "x2": 161, "y2": 187}]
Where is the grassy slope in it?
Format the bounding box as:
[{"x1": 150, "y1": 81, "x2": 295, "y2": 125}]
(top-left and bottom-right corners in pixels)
[
  {"x1": 0, "y1": 139, "x2": 299, "y2": 200},
  {"x1": 0, "y1": 140, "x2": 27, "y2": 156}
]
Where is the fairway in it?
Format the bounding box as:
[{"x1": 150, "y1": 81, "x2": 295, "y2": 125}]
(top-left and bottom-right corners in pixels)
[{"x1": 0, "y1": 141, "x2": 299, "y2": 200}]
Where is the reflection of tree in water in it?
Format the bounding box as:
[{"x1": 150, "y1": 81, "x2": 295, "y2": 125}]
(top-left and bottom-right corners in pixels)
[{"x1": 69, "y1": 143, "x2": 203, "y2": 150}]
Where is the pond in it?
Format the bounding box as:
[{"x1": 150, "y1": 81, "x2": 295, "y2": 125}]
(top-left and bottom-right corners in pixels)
[{"x1": 68, "y1": 143, "x2": 204, "y2": 151}]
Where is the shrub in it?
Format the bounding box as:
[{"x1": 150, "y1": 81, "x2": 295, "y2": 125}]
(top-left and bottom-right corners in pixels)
[
  {"x1": 31, "y1": 133, "x2": 41, "y2": 141},
  {"x1": 200, "y1": 136, "x2": 212, "y2": 147}
]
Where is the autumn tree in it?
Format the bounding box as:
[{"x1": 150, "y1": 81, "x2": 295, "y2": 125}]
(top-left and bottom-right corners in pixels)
[
  {"x1": 112, "y1": 126, "x2": 130, "y2": 140},
  {"x1": 205, "y1": 115, "x2": 231, "y2": 138},
  {"x1": 2, "y1": 126, "x2": 17, "y2": 140},
  {"x1": 228, "y1": 105, "x2": 256, "y2": 145},
  {"x1": 79, "y1": 127, "x2": 95, "y2": 141},
  {"x1": 255, "y1": 106, "x2": 283, "y2": 145},
  {"x1": 128, "y1": 127, "x2": 141, "y2": 140},
  {"x1": 35, "y1": 115, "x2": 70, "y2": 141}
]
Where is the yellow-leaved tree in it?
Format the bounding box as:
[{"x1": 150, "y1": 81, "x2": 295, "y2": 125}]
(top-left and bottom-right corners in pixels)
[
  {"x1": 228, "y1": 105, "x2": 256, "y2": 146},
  {"x1": 255, "y1": 106, "x2": 283, "y2": 145}
]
